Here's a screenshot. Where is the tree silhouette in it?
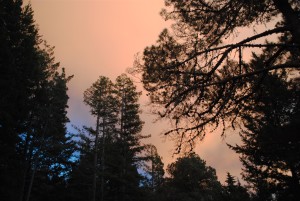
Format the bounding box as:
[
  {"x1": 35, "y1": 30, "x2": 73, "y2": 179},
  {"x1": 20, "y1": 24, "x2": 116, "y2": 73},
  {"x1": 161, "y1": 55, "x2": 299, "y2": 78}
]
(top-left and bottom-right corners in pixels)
[
  {"x1": 223, "y1": 172, "x2": 250, "y2": 201},
  {"x1": 142, "y1": 144, "x2": 165, "y2": 192},
  {"x1": 162, "y1": 153, "x2": 223, "y2": 201},
  {"x1": 132, "y1": 0, "x2": 300, "y2": 152},
  {"x1": 114, "y1": 74, "x2": 147, "y2": 201},
  {"x1": 229, "y1": 68, "x2": 300, "y2": 201},
  {"x1": 83, "y1": 76, "x2": 118, "y2": 201},
  {"x1": 0, "y1": 1, "x2": 73, "y2": 200},
  {"x1": 79, "y1": 74, "x2": 148, "y2": 201}
]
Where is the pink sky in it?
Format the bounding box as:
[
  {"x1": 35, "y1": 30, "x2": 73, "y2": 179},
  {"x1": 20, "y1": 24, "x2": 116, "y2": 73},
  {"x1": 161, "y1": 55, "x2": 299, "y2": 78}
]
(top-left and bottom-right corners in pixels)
[{"x1": 27, "y1": 0, "x2": 242, "y2": 183}]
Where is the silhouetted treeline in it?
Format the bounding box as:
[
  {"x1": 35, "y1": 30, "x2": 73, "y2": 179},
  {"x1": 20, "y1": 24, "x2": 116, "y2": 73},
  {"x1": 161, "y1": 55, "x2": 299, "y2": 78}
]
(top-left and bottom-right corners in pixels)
[{"x1": 1, "y1": 1, "x2": 299, "y2": 201}]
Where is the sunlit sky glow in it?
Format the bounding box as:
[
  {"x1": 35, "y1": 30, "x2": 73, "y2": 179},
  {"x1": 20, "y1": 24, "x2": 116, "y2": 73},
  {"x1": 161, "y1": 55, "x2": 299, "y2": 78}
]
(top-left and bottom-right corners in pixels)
[{"x1": 27, "y1": 0, "x2": 243, "y2": 183}]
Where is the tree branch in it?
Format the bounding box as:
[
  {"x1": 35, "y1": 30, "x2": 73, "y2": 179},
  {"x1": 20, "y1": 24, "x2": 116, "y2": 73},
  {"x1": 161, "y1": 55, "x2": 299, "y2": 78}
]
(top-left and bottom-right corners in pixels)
[{"x1": 204, "y1": 63, "x2": 300, "y2": 87}]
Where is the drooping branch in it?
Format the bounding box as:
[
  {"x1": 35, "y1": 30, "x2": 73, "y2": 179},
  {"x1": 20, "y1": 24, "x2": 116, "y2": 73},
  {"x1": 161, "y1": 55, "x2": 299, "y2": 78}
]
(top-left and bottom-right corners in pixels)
[{"x1": 164, "y1": 27, "x2": 290, "y2": 77}]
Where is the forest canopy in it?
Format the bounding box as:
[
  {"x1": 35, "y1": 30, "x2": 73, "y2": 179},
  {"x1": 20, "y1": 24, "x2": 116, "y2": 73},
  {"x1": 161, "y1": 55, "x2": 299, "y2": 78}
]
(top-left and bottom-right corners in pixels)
[{"x1": 1, "y1": 0, "x2": 300, "y2": 201}]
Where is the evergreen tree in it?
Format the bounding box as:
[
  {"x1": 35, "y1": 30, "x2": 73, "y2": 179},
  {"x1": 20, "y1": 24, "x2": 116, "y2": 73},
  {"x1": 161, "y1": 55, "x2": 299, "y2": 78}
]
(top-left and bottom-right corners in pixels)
[
  {"x1": 74, "y1": 74, "x2": 148, "y2": 201},
  {"x1": 67, "y1": 127, "x2": 95, "y2": 201},
  {"x1": 1, "y1": 1, "x2": 74, "y2": 200},
  {"x1": 83, "y1": 76, "x2": 118, "y2": 201},
  {"x1": 0, "y1": 2, "x2": 41, "y2": 199},
  {"x1": 223, "y1": 173, "x2": 250, "y2": 201},
  {"x1": 142, "y1": 144, "x2": 165, "y2": 192},
  {"x1": 163, "y1": 153, "x2": 223, "y2": 201},
  {"x1": 141, "y1": 144, "x2": 165, "y2": 201},
  {"x1": 112, "y1": 74, "x2": 147, "y2": 201},
  {"x1": 229, "y1": 55, "x2": 300, "y2": 201},
  {"x1": 16, "y1": 42, "x2": 74, "y2": 201},
  {"x1": 25, "y1": 67, "x2": 75, "y2": 201}
]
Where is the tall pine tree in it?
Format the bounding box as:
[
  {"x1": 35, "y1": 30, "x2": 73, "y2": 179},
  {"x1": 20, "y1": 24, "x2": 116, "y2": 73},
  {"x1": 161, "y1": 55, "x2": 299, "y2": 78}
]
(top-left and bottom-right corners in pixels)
[
  {"x1": 75, "y1": 74, "x2": 148, "y2": 201},
  {"x1": 83, "y1": 76, "x2": 118, "y2": 201},
  {"x1": 112, "y1": 74, "x2": 147, "y2": 201},
  {"x1": 0, "y1": 1, "x2": 74, "y2": 200}
]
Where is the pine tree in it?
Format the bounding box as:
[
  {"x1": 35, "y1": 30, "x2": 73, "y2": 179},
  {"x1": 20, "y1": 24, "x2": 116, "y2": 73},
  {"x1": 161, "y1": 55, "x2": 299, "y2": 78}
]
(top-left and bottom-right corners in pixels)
[
  {"x1": 142, "y1": 144, "x2": 165, "y2": 192},
  {"x1": 229, "y1": 55, "x2": 300, "y2": 200},
  {"x1": 0, "y1": 2, "x2": 41, "y2": 199},
  {"x1": 140, "y1": 144, "x2": 165, "y2": 201},
  {"x1": 112, "y1": 74, "x2": 147, "y2": 201},
  {"x1": 76, "y1": 74, "x2": 149, "y2": 201},
  {"x1": 25, "y1": 67, "x2": 75, "y2": 201},
  {"x1": 1, "y1": 1, "x2": 74, "y2": 200},
  {"x1": 67, "y1": 127, "x2": 95, "y2": 201},
  {"x1": 223, "y1": 173, "x2": 250, "y2": 201},
  {"x1": 163, "y1": 153, "x2": 223, "y2": 201},
  {"x1": 83, "y1": 76, "x2": 118, "y2": 201}
]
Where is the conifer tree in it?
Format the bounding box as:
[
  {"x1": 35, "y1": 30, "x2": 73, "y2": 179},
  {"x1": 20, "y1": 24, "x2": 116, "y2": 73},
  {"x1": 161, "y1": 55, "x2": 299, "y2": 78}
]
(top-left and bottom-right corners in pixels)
[
  {"x1": 223, "y1": 173, "x2": 250, "y2": 201},
  {"x1": 1, "y1": 1, "x2": 74, "y2": 200},
  {"x1": 229, "y1": 55, "x2": 300, "y2": 201},
  {"x1": 67, "y1": 127, "x2": 96, "y2": 201},
  {"x1": 83, "y1": 76, "x2": 118, "y2": 201},
  {"x1": 163, "y1": 153, "x2": 223, "y2": 201},
  {"x1": 0, "y1": 4, "x2": 41, "y2": 199},
  {"x1": 77, "y1": 74, "x2": 148, "y2": 201},
  {"x1": 113, "y1": 74, "x2": 147, "y2": 201},
  {"x1": 142, "y1": 144, "x2": 165, "y2": 192}
]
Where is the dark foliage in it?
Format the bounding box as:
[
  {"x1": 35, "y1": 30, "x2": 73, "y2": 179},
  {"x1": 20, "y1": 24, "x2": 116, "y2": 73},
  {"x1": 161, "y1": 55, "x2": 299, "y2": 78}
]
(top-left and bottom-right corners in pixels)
[
  {"x1": 2, "y1": 1, "x2": 299, "y2": 201},
  {"x1": 70, "y1": 75, "x2": 148, "y2": 201},
  {"x1": 223, "y1": 172, "x2": 250, "y2": 201},
  {"x1": 160, "y1": 153, "x2": 224, "y2": 201},
  {"x1": 0, "y1": 1, "x2": 74, "y2": 200},
  {"x1": 229, "y1": 64, "x2": 300, "y2": 200},
  {"x1": 132, "y1": 0, "x2": 300, "y2": 152}
]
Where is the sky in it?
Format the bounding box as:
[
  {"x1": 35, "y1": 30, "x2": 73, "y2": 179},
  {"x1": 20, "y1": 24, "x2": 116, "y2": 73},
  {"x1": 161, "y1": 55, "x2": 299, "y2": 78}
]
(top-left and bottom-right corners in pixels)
[{"x1": 26, "y1": 0, "x2": 243, "y2": 183}]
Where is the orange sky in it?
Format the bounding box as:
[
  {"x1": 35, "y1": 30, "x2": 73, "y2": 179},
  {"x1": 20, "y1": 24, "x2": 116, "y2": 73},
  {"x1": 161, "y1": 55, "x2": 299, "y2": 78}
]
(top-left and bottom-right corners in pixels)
[{"x1": 26, "y1": 0, "x2": 242, "y2": 183}]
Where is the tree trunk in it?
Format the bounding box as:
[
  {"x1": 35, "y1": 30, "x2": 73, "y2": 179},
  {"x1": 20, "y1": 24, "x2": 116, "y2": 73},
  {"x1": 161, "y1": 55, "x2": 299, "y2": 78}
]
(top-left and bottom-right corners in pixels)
[
  {"x1": 151, "y1": 148, "x2": 154, "y2": 191},
  {"x1": 19, "y1": 168, "x2": 28, "y2": 201},
  {"x1": 24, "y1": 164, "x2": 37, "y2": 201},
  {"x1": 92, "y1": 115, "x2": 100, "y2": 201},
  {"x1": 120, "y1": 93, "x2": 126, "y2": 201},
  {"x1": 24, "y1": 131, "x2": 46, "y2": 201},
  {"x1": 20, "y1": 130, "x2": 37, "y2": 201},
  {"x1": 101, "y1": 119, "x2": 106, "y2": 201},
  {"x1": 273, "y1": 0, "x2": 300, "y2": 45},
  {"x1": 19, "y1": 132, "x2": 32, "y2": 201}
]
